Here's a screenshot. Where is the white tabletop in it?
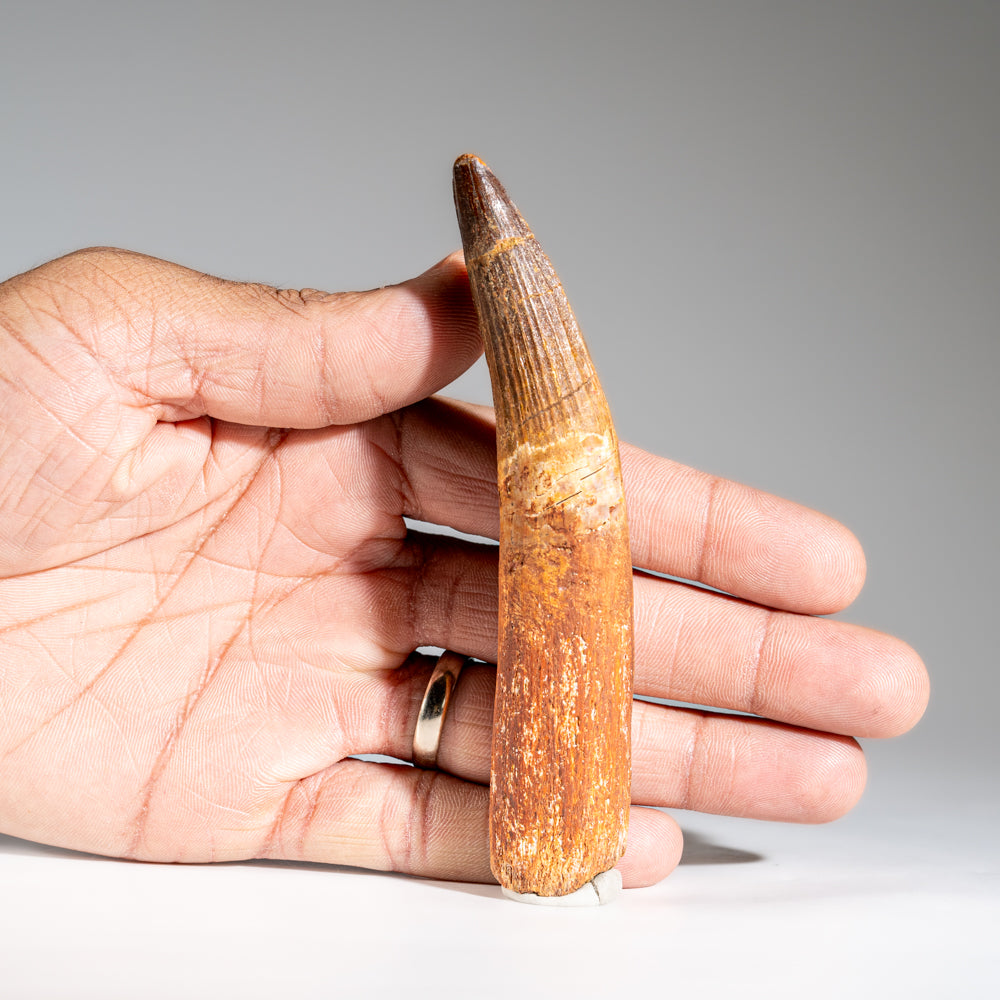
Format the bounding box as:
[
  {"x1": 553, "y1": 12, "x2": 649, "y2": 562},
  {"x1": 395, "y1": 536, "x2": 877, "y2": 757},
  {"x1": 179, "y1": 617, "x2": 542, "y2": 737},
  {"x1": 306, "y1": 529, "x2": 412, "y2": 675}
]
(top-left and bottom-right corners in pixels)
[{"x1": 3, "y1": 769, "x2": 995, "y2": 999}]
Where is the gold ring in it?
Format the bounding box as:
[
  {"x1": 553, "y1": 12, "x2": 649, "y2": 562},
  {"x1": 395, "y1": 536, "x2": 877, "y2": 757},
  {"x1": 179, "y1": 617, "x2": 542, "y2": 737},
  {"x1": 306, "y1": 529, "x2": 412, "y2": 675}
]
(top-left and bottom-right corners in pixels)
[{"x1": 413, "y1": 650, "x2": 469, "y2": 770}]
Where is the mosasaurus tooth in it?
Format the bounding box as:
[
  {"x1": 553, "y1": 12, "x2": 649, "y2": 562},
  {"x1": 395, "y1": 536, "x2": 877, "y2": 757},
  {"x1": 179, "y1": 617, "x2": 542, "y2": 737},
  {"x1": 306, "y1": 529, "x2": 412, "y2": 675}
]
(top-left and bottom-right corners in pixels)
[{"x1": 453, "y1": 154, "x2": 633, "y2": 901}]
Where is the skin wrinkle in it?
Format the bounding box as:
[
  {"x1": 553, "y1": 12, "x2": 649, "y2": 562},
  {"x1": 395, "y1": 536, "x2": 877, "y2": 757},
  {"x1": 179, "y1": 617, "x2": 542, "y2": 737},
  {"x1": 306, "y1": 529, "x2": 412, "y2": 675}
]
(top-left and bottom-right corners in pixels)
[
  {"x1": 174, "y1": 549, "x2": 308, "y2": 581},
  {"x1": 389, "y1": 409, "x2": 421, "y2": 520},
  {"x1": 77, "y1": 257, "x2": 155, "y2": 373},
  {"x1": 294, "y1": 771, "x2": 326, "y2": 860},
  {"x1": 266, "y1": 286, "x2": 328, "y2": 319},
  {"x1": 25, "y1": 427, "x2": 124, "y2": 549},
  {"x1": 374, "y1": 654, "x2": 427, "y2": 762},
  {"x1": 662, "y1": 605, "x2": 685, "y2": 702},
  {"x1": 628, "y1": 693, "x2": 650, "y2": 796},
  {"x1": 363, "y1": 375, "x2": 391, "y2": 430},
  {"x1": 0, "y1": 437, "x2": 60, "y2": 514},
  {"x1": 745, "y1": 609, "x2": 776, "y2": 717},
  {"x1": 694, "y1": 475, "x2": 721, "y2": 587},
  {"x1": 0, "y1": 368, "x2": 21, "y2": 400},
  {"x1": 320, "y1": 292, "x2": 403, "y2": 423},
  {"x1": 0, "y1": 593, "x2": 116, "y2": 638},
  {"x1": 249, "y1": 317, "x2": 277, "y2": 427},
  {"x1": 7, "y1": 378, "x2": 105, "y2": 456},
  {"x1": 173, "y1": 338, "x2": 214, "y2": 419},
  {"x1": 248, "y1": 441, "x2": 285, "y2": 620},
  {"x1": 357, "y1": 422, "x2": 415, "y2": 528},
  {"x1": 335, "y1": 530, "x2": 407, "y2": 585},
  {"x1": 314, "y1": 427, "x2": 363, "y2": 513},
  {"x1": 312, "y1": 298, "x2": 334, "y2": 427},
  {"x1": 43, "y1": 258, "x2": 143, "y2": 366},
  {"x1": 220, "y1": 716, "x2": 270, "y2": 773},
  {"x1": 57, "y1": 562, "x2": 150, "y2": 576},
  {"x1": 85, "y1": 688, "x2": 144, "y2": 786},
  {"x1": 430, "y1": 545, "x2": 466, "y2": 643},
  {"x1": 261, "y1": 788, "x2": 290, "y2": 860},
  {"x1": 333, "y1": 292, "x2": 406, "y2": 423},
  {"x1": 0, "y1": 298, "x2": 63, "y2": 376},
  {"x1": 403, "y1": 536, "x2": 468, "y2": 651},
  {"x1": 0, "y1": 434, "x2": 280, "y2": 764},
  {"x1": 21, "y1": 631, "x2": 75, "y2": 683},
  {"x1": 377, "y1": 767, "x2": 404, "y2": 871},
  {"x1": 185, "y1": 786, "x2": 255, "y2": 822},
  {"x1": 407, "y1": 543, "x2": 435, "y2": 649},
  {"x1": 264, "y1": 769, "x2": 326, "y2": 862},
  {"x1": 415, "y1": 457, "x2": 493, "y2": 525},
  {"x1": 142, "y1": 284, "x2": 160, "y2": 396},
  {"x1": 680, "y1": 712, "x2": 709, "y2": 811},
  {"x1": 403, "y1": 767, "x2": 440, "y2": 875},
  {"x1": 79, "y1": 252, "x2": 146, "y2": 301},
  {"x1": 84, "y1": 488, "x2": 234, "y2": 581},
  {"x1": 128, "y1": 614, "x2": 249, "y2": 859},
  {"x1": 8, "y1": 268, "x2": 111, "y2": 333},
  {"x1": 6, "y1": 390, "x2": 156, "y2": 574}
]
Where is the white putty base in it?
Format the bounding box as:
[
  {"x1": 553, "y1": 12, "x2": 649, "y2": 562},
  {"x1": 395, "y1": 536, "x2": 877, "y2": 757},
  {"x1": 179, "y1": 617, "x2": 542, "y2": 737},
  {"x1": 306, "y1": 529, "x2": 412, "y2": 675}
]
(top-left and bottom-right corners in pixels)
[{"x1": 501, "y1": 868, "x2": 622, "y2": 907}]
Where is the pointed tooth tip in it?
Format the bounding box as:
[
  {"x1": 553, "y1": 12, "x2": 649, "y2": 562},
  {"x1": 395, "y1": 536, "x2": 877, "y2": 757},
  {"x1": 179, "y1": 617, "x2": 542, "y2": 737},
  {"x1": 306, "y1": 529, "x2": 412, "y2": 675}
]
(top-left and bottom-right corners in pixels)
[
  {"x1": 452, "y1": 153, "x2": 501, "y2": 199},
  {"x1": 454, "y1": 152, "x2": 486, "y2": 170},
  {"x1": 452, "y1": 155, "x2": 531, "y2": 257},
  {"x1": 453, "y1": 153, "x2": 495, "y2": 184}
]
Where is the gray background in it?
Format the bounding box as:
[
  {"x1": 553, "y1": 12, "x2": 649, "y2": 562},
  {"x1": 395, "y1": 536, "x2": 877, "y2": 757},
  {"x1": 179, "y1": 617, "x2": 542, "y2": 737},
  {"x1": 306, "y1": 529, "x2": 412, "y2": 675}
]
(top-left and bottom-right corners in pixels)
[{"x1": 1, "y1": 1, "x2": 997, "y2": 996}]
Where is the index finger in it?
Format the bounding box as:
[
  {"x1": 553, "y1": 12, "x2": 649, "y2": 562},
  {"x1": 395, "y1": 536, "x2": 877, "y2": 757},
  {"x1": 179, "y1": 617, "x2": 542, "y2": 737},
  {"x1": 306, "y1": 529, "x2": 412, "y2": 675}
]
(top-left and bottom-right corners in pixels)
[{"x1": 395, "y1": 397, "x2": 866, "y2": 615}]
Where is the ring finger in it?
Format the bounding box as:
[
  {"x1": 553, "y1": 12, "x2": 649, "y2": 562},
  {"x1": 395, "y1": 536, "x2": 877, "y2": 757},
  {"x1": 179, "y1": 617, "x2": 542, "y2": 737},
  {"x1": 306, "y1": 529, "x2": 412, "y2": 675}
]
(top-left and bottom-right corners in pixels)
[{"x1": 360, "y1": 655, "x2": 867, "y2": 825}]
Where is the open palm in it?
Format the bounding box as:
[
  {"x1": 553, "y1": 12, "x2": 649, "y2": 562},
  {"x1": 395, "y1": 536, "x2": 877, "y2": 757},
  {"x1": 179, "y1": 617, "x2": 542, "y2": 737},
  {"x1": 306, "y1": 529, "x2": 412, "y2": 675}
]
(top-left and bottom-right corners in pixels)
[{"x1": 0, "y1": 249, "x2": 927, "y2": 886}]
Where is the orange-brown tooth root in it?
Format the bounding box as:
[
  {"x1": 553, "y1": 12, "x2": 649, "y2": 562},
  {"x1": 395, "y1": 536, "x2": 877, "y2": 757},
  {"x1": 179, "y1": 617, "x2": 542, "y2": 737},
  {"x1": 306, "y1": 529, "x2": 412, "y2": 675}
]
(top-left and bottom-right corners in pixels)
[{"x1": 453, "y1": 154, "x2": 633, "y2": 900}]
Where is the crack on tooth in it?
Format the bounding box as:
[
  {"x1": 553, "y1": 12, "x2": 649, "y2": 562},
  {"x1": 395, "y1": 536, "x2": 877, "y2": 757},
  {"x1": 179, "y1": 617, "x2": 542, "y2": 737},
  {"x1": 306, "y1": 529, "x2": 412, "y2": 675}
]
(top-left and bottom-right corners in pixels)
[
  {"x1": 470, "y1": 235, "x2": 534, "y2": 266},
  {"x1": 512, "y1": 376, "x2": 594, "y2": 432},
  {"x1": 543, "y1": 490, "x2": 583, "y2": 511}
]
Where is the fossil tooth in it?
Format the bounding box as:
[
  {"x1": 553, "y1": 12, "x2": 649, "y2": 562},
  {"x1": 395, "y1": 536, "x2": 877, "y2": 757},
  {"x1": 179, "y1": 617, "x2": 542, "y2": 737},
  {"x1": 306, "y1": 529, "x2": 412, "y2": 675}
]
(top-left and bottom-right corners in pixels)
[{"x1": 453, "y1": 154, "x2": 633, "y2": 899}]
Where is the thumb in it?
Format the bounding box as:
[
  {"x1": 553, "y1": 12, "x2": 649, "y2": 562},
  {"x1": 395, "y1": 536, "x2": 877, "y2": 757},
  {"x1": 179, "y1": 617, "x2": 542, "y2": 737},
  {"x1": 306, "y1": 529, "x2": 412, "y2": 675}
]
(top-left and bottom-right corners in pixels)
[{"x1": 47, "y1": 248, "x2": 483, "y2": 427}]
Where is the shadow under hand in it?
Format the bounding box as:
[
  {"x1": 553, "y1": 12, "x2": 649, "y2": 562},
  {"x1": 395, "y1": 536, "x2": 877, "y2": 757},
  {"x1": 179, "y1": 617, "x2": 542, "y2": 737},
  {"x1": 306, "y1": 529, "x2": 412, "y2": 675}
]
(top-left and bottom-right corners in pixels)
[
  {"x1": 679, "y1": 830, "x2": 764, "y2": 866},
  {"x1": 0, "y1": 832, "x2": 502, "y2": 899},
  {"x1": 244, "y1": 857, "x2": 501, "y2": 899},
  {"x1": 0, "y1": 832, "x2": 114, "y2": 862}
]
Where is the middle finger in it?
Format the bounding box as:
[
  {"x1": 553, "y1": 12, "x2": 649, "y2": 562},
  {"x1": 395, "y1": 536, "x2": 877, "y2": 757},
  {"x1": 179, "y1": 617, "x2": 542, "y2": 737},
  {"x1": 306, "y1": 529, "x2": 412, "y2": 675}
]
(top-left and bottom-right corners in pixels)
[{"x1": 375, "y1": 531, "x2": 924, "y2": 739}]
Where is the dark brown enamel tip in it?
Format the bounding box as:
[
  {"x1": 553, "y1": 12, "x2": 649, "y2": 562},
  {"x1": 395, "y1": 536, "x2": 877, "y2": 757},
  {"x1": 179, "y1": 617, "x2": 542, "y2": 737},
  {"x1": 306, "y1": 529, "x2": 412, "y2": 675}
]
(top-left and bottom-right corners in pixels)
[{"x1": 453, "y1": 154, "x2": 533, "y2": 261}]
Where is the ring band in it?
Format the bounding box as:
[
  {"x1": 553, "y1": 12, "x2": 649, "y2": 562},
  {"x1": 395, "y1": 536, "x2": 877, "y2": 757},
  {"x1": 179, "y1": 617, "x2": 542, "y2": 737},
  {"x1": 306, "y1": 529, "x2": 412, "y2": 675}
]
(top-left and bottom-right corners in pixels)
[{"x1": 413, "y1": 650, "x2": 469, "y2": 770}]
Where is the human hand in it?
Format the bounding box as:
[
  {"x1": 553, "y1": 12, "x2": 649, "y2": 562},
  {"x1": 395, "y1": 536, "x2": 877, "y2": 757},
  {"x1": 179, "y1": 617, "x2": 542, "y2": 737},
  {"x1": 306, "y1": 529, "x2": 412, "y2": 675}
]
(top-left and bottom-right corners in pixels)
[{"x1": 0, "y1": 249, "x2": 927, "y2": 886}]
